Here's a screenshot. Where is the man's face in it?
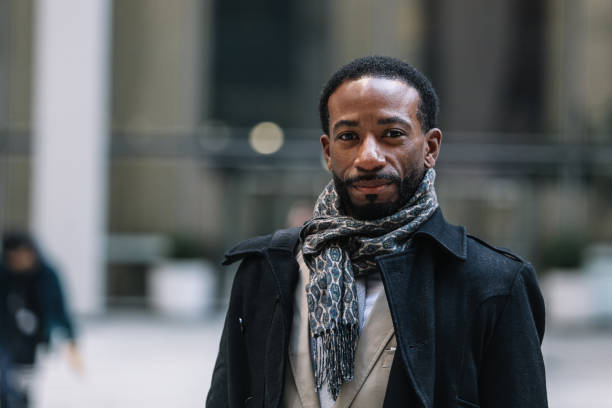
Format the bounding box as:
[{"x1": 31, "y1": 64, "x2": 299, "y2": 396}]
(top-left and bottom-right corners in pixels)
[{"x1": 321, "y1": 76, "x2": 441, "y2": 220}]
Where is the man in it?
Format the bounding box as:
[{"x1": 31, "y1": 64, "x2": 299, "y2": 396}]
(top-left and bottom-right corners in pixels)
[
  {"x1": 0, "y1": 232, "x2": 79, "y2": 408},
  {"x1": 207, "y1": 56, "x2": 547, "y2": 407}
]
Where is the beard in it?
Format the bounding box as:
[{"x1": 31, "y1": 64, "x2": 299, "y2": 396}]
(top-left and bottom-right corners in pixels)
[{"x1": 333, "y1": 166, "x2": 426, "y2": 221}]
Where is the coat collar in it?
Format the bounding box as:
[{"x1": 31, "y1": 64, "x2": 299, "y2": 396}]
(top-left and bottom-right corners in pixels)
[
  {"x1": 223, "y1": 227, "x2": 302, "y2": 265},
  {"x1": 413, "y1": 207, "x2": 467, "y2": 261},
  {"x1": 223, "y1": 208, "x2": 464, "y2": 262},
  {"x1": 222, "y1": 208, "x2": 465, "y2": 301}
]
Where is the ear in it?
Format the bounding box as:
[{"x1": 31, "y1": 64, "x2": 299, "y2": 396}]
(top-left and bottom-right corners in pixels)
[
  {"x1": 423, "y1": 128, "x2": 442, "y2": 168},
  {"x1": 320, "y1": 134, "x2": 332, "y2": 171}
]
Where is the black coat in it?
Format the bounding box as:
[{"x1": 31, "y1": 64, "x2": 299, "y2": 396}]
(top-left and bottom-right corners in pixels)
[
  {"x1": 0, "y1": 260, "x2": 75, "y2": 365},
  {"x1": 206, "y1": 209, "x2": 548, "y2": 407}
]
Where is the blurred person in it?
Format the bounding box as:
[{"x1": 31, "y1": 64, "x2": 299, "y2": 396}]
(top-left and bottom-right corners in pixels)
[
  {"x1": 207, "y1": 56, "x2": 547, "y2": 407},
  {"x1": 0, "y1": 232, "x2": 79, "y2": 408}
]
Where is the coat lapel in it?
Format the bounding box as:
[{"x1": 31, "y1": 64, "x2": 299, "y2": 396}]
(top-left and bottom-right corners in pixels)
[
  {"x1": 375, "y1": 209, "x2": 466, "y2": 408},
  {"x1": 377, "y1": 245, "x2": 436, "y2": 408},
  {"x1": 262, "y1": 240, "x2": 301, "y2": 408}
]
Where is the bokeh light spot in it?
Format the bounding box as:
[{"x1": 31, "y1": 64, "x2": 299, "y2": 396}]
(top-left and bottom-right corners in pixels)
[{"x1": 249, "y1": 122, "x2": 284, "y2": 155}]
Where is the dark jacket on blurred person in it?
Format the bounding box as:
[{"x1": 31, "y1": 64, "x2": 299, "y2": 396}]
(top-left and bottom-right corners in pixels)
[
  {"x1": 0, "y1": 248, "x2": 75, "y2": 365},
  {"x1": 206, "y1": 209, "x2": 548, "y2": 408}
]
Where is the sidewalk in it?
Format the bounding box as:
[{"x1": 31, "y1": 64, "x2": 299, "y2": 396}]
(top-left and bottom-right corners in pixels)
[
  {"x1": 32, "y1": 314, "x2": 223, "y2": 408},
  {"x1": 544, "y1": 327, "x2": 612, "y2": 407},
  {"x1": 29, "y1": 314, "x2": 612, "y2": 407}
]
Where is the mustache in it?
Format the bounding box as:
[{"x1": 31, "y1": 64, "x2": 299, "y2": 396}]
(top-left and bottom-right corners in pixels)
[{"x1": 342, "y1": 173, "x2": 401, "y2": 186}]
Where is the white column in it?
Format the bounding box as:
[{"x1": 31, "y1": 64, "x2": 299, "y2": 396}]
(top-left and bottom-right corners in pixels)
[
  {"x1": 31, "y1": 0, "x2": 112, "y2": 314},
  {"x1": 0, "y1": 0, "x2": 6, "y2": 127}
]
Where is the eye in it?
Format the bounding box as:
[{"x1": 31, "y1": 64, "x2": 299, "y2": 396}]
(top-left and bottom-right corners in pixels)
[
  {"x1": 383, "y1": 129, "x2": 405, "y2": 138},
  {"x1": 337, "y1": 132, "x2": 358, "y2": 141}
]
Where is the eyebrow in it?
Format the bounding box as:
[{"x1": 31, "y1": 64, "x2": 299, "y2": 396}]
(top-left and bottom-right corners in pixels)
[
  {"x1": 377, "y1": 116, "x2": 412, "y2": 129},
  {"x1": 332, "y1": 120, "x2": 359, "y2": 133},
  {"x1": 332, "y1": 116, "x2": 412, "y2": 134}
]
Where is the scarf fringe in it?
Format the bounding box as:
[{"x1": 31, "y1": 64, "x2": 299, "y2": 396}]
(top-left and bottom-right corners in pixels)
[{"x1": 313, "y1": 323, "x2": 359, "y2": 400}]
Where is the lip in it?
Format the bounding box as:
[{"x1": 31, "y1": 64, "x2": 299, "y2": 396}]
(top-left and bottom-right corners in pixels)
[{"x1": 351, "y1": 180, "x2": 392, "y2": 194}]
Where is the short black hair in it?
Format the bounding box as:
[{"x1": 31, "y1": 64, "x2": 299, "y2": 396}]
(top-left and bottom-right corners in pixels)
[
  {"x1": 319, "y1": 55, "x2": 439, "y2": 135},
  {"x1": 2, "y1": 231, "x2": 35, "y2": 253}
]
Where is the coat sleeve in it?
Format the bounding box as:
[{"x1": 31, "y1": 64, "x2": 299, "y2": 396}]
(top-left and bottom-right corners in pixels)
[
  {"x1": 206, "y1": 259, "x2": 250, "y2": 408},
  {"x1": 206, "y1": 308, "x2": 231, "y2": 407},
  {"x1": 40, "y1": 267, "x2": 76, "y2": 341},
  {"x1": 478, "y1": 263, "x2": 548, "y2": 408}
]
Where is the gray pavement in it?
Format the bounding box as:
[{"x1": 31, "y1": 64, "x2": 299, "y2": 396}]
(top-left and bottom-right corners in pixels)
[
  {"x1": 543, "y1": 328, "x2": 612, "y2": 408},
  {"x1": 27, "y1": 315, "x2": 612, "y2": 407},
  {"x1": 32, "y1": 314, "x2": 223, "y2": 408}
]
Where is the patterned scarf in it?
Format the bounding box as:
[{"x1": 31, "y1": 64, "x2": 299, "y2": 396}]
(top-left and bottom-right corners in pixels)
[{"x1": 300, "y1": 168, "x2": 439, "y2": 399}]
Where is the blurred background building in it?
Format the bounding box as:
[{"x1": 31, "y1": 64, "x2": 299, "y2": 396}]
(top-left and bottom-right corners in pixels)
[
  {"x1": 1, "y1": 0, "x2": 612, "y2": 317},
  {"x1": 1, "y1": 1, "x2": 612, "y2": 407}
]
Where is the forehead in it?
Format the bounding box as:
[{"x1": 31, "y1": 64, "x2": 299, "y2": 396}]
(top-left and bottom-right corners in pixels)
[{"x1": 328, "y1": 76, "x2": 420, "y2": 121}]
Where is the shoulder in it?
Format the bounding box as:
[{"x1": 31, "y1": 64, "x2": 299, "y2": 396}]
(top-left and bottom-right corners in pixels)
[
  {"x1": 461, "y1": 234, "x2": 546, "y2": 343},
  {"x1": 467, "y1": 234, "x2": 527, "y2": 264},
  {"x1": 223, "y1": 227, "x2": 302, "y2": 265},
  {"x1": 460, "y1": 233, "x2": 538, "y2": 299},
  {"x1": 222, "y1": 228, "x2": 302, "y2": 307},
  {"x1": 415, "y1": 209, "x2": 536, "y2": 297}
]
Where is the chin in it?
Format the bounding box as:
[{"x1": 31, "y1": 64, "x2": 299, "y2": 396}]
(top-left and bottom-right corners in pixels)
[{"x1": 348, "y1": 200, "x2": 401, "y2": 221}]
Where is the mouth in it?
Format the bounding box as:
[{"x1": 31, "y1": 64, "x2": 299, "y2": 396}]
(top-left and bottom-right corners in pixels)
[{"x1": 351, "y1": 179, "x2": 393, "y2": 195}]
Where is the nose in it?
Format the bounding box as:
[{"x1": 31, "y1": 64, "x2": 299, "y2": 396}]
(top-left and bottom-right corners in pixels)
[{"x1": 355, "y1": 134, "x2": 385, "y2": 171}]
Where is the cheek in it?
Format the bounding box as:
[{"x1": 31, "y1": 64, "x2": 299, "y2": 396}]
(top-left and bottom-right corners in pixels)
[
  {"x1": 397, "y1": 152, "x2": 424, "y2": 176},
  {"x1": 328, "y1": 149, "x2": 353, "y2": 171}
]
